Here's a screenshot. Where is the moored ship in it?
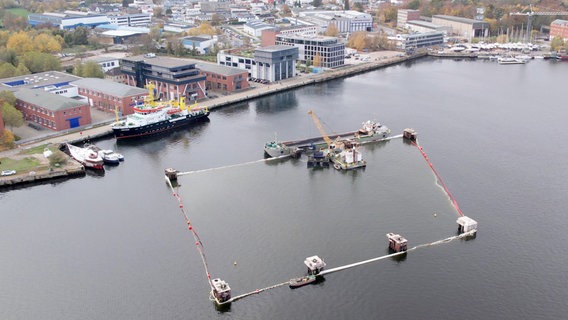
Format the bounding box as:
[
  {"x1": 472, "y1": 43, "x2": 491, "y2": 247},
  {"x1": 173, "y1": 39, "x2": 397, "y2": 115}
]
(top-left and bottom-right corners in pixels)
[
  {"x1": 111, "y1": 84, "x2": 209, "y2": 139},
  {"x1": 66, "y1": 143, "x2": 104, "y2": 170},
  {"x1": 263, "y1": 120, "x2": 390, "y2": 157}
]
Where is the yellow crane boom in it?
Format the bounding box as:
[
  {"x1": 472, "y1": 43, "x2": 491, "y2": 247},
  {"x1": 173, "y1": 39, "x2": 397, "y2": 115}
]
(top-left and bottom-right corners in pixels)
[{"x1": 308, "y1": 110, "x2": 333, "y2": 147}]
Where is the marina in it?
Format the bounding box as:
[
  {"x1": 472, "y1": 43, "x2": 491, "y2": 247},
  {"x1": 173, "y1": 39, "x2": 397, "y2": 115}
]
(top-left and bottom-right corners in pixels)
[{"x1": 2, "y1": 58, "x2": 568, "y2": 320}]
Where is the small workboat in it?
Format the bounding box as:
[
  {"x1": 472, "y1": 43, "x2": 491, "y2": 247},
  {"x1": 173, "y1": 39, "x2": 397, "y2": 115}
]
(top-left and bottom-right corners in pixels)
[{"x1": 289, "y1": 275, "x2": 317, "y2": 288}]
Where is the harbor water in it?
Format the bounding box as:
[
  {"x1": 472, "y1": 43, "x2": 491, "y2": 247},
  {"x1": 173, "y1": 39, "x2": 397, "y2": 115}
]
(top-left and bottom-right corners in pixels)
[{"x1": 1, "y1": 58, "x2": 568, "y2": 319}]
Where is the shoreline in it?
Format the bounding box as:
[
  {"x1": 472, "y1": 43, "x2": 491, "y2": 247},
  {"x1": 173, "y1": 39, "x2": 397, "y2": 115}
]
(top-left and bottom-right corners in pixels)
[{"x1": 0, "y1": 52, "x2": 424, "y2": 188}]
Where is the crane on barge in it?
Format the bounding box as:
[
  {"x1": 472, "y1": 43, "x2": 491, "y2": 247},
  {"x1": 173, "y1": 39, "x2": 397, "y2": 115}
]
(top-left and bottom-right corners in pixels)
[{"x1": 307, "y1": 110, "x2": 342, "y2": 150}]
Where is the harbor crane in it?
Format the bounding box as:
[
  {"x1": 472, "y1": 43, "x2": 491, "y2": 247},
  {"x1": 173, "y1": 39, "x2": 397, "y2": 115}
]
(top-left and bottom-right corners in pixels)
[
  {"x1": 308, "y1": 110, "x2": 333, "y2": 148},
  {"x1": 510, "y1": 4, "x2": 568, "y2": 43},
  {"x1": 308, "y1": 110, "x2": 343, "y2": 150}
]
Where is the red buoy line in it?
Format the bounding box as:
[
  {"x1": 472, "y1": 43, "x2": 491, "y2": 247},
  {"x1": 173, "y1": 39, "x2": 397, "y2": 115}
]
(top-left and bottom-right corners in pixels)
[
  {"x1": 165, "y1": 177, "x2": 215, "y2": 291},
  {"x1": 411, "y1": 141, "x2": 464, "y2": 217}
]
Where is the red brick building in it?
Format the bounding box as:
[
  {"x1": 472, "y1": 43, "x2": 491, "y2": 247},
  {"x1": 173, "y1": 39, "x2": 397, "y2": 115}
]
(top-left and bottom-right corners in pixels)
[
  {"x1": 72, "y1": 78, "x2": 148, "y2": 116},
  {"x1": 14, "y1": 88, "x2": 92, "y2": 131},
  {"x1": 196, "y1": 63, "x2": 249, "y2": 93},
  {"x1": 550, "y1": 19, "x2": 568, "y2": 41}
]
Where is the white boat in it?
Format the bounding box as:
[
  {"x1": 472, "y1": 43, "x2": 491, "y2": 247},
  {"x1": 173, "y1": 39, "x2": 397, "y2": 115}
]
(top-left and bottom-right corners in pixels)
[
  {"x1": 497, "y1": 56, "x2": 526, "y2": 65},
  {"x1": 99, "y1": 149, "x2": 121, "y2": 165},
  {"x1": 66, "y1": 143, "x2": 104, "y2": 170},
  {"x1": 85, "y1": 144, "x2": 122, "y2": 165}
]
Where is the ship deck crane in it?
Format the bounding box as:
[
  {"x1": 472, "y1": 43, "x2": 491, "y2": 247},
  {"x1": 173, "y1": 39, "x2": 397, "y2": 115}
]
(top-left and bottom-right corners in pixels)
[
  {"x1": 510, "y1": 4, "x2": 568, "y2": 43},
  {"x1": 307, "y1": 110, "x2": 342, "y2": 150}
]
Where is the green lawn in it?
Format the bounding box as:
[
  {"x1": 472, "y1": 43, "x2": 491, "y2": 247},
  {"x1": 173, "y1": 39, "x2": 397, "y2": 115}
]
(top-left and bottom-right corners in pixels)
[{"x1": 6, "y1": 8, "x2": 30, "y2": 18}]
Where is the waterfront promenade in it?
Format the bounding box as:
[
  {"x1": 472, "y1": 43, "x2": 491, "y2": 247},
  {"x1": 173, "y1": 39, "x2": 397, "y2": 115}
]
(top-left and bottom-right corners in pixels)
[{"x1": 8, "y1": 50, "x2": 421, "y2": 149}]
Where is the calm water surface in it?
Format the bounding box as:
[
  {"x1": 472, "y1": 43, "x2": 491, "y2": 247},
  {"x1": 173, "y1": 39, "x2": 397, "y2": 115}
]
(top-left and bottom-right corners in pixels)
[{"x1": 2, "y1": 58, "x2": 568, "y2": 319}]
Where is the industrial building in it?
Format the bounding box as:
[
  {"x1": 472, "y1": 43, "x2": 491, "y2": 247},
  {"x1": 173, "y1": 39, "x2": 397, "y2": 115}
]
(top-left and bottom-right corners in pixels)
[
  {"x1": 107, "y1": 13, "x2": 152, "y2": 27},
  {"x1": 28, "y1": 11, "x2": 110, "y2": 29},
  {"x1": 431, "y1": 15, "x2": 489, "y2": 41},
  {"x1": 397, "y1": 9, "x2": 421, "y2": 27}
]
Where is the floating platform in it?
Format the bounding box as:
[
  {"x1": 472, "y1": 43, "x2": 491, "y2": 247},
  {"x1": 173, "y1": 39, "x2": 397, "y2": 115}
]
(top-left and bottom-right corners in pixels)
[
  {"x1": 386, "y1": 232, "x2": 408, "y2": 252},
  {"x1": 304, "y1": 255, "x2": 326, "y2": 275},
  {"x1": 457, "y1": 216, "x2": 478, "y2": 234},
  {"x1": 211, "y1": 278, "x2": 231, "y2": 304}
]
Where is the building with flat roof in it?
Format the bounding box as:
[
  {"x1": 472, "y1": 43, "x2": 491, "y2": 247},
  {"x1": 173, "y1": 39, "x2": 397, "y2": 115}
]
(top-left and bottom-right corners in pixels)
[
  {"x1": 254, "y1": 45, "x2": 298, "y2": 82},
  {"x1": 399, "y1": 31, "x2": 445, "y2": 49},
  {"x1": 107, "y1": 13, "x2": 151, "y2": 27},
  {"x1": 0, "y1": 71, "x2": 82, "y2": 93},
  {"x1": 28, "y1": 11, "x2": 110, "y2": 29},
  {"x1": 72, "y1": 78, "x2": 148, "y2": 116},
  {"x1": 550, "y1": 19, "x2": 568, "y2": 41},
  {"x1": 261, "y1": 25, "x2": 318, "y2": 47},
  {"x1": 298, "y1": 10, "x2": 373, "y2": 34},
  {"x1": 181, "y1": 36, "x2": 218, "y2": 54},
  {"x1": 275, "y1": 34, "x2": 344, "y2": 68},
  {"x1": 244, "y1": 21, "x2": 276, "y2": 37},
  {"x1": 120, "y1": 55, "x2": 207, "y2": 101},
  {"x1": 397, "y1": 9, "x2": 420, "y2": 27},
  {"x1": 405, "y1": 20, "x2": 450, "y2": 34},
  {"x1": 196, "y1": 63, "x2": 249, "y2": 93},
  {"x1": 432, "y1": 15, "x2": 489, "y2": 41},
  {"x1": 217, "y1": 45, "x2": 299, "y2": 82},
  {"x1": 14, "y1": 88, "x2": 92, "y2": 131}
]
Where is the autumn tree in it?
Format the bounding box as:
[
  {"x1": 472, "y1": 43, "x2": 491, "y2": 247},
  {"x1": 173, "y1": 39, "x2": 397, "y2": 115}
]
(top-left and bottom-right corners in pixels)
[
  {"x1": 1, "y1": 102, "x2": 24, "y2": 130},
  {"x1": 313, "y1": 53, "x2": 321, "y2": 67},
  {"x1": 551, "y1": 36, "x2": 565, "y2": 51},
  {"x1": 281, "y1": 4, "x2": 291, "y2": 16},
  {"x1": 34, "y1": 33, "x2": 62, "y2": 53},
  {"x1": 0, "y1": 128, "x2": 16, "y2": 150},
  {"x1": 0, "y1": 48, "x2": 18, "y2": 66},
  {"x1": 6, "y1": 31, "x2": 34, "y2": 55},
  {"x1": 325, "y1": 23, "x2": 339, "y2": 37},
  {"x1": 19, "y1": 52, "x2": 61, "y2": 73},
  {"x1": 0, "y1": 62, "x2": 16, "y2": 78},
  {"x1": 347, "y1": 31, "x2": 368, "y2": 51},
  {"x1": 73, "y1": 61, "x2": 104, "y2": 78},
  {"x1": 2, "y1": 13, "x2": 28, "y2": 31},
  {"x1": 15, "y1": 63, "x2": 30, "y2": 76},
  {"x1": 187, "y1": 22, "x2": 215, "y2": 36}
]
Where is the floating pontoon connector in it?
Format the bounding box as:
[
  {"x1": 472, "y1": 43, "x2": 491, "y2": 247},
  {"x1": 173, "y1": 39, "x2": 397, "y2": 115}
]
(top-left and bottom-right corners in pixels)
[
  {"x1": 165, "y1": 168, "x2": 178, "y2": 181},
  {"x1": 211, "y1": 278, "x2": 231, "y2": 303},
  {"x1": 386, "y1": 232, "x2": 408, "y2": 252},
  {"x1": 457, "y1": 216, "x2": 478, "y2": 235},
  {"x1": 403, "y1": 128, "x2": 417, "y2": 141},
  {"x1": 304, "y1": 255, "x2": 326, "y2": 275}
]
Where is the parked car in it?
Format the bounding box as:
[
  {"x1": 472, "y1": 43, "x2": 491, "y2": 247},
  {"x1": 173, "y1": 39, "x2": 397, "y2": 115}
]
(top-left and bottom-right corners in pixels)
[{"x1": 1, "y1": 170, "x2": 16, "y2": 176}]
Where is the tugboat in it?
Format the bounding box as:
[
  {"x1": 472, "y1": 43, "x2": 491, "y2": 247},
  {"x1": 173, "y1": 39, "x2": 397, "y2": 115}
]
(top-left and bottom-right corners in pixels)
[{"x1": 111, "y1": 83, "x2": 209, "y2": 139}]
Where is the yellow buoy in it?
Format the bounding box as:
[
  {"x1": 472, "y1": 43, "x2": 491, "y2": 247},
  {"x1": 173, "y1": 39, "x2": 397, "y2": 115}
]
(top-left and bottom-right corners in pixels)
[
  {"x1": 433, "y1": 213, "x2": 437, "y2": 217},
  {"x1": 233, "y1": 261, "x2": 237, "y2": 266}
]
